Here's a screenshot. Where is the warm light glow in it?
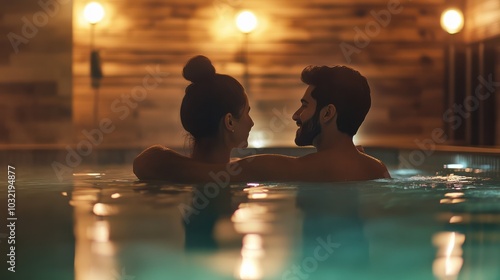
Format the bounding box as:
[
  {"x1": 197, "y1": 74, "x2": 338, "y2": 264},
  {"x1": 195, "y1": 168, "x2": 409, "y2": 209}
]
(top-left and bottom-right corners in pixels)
[
  {"x1": 73, "y1": 172, "x2": 104, "y2": 177},
  {"x1": 249, "y1": 193, "x2": 268, "y2": 199},
  {"x1": 84, "y1": 2, "x2": 105, "y2": 25},
  {"x1": 250, "y1": 139, "x2": 265, "y2": 148},
  {"x1": 91, "y1": 241, "x2": 116, "y2": 256},
  {"x1": 239, "y1": 258, "x2": 261, "y2": 279},
  {"x1": 111, "y1": 193, "x2": 121, "y2": 199},
  {"x1": 232, "y1": 207, "x2": 254, "y2": 221},
  {"x1": 440, "y1": 8, "x2": 464, "y2": 34},
  {"x1": 449, "y1": 216, "x2": 463, "y2": 224},
  {"x1": 248, "y1": 130, "x2": 271, "y2": 148},
  {"x1": 232, "y1": 204, "x2": 270, "y2": 233},
  {"x1": 238, "y1": 234, "x2": 264, "y2": 279},
  {"x1": 444, "y1": 192, "x2": 464, "y2": 198},
  {"x1": 432, "y1": 232, "x2": 465, "y2": 279},
  {"x1": 236, "y1": 11, "x2": 258, "y2": 33},
  {"x1": 93, "y1": 203, "x2": 119, "y2": 216},
  {"x1": 245, "y1": 187, "x2": 268, "y2": 193},
  {"x1": 440, "y1": 198, "x2": 465, "y2": 204},
  {"x1": 243, "y1": 234, "x2": 263, "y2": 252},
  {"x1": 88, "y1": 220, "x2": 110, "y2": 242},
  {"x1": 246, "y1": 187, "x2": 269, "y2": 199}
]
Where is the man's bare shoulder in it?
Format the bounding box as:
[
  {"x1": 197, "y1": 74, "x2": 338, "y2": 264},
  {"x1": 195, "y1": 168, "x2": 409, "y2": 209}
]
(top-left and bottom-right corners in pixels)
[
  {"x1": 295, "y1": 150, "x2": 390, "y2": 181},
  {"x1": 359, "y1": 152, "x2": 391, "y2": 179},
  {"x1": 229, "y1": 154, "x2": 304, "y2": 181}
]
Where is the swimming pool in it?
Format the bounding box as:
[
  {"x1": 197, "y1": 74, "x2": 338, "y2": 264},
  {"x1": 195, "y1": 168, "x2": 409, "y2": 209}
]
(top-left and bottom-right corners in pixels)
[{"x1": 1, "y1": 148, "x2": 500, "y2": 280}]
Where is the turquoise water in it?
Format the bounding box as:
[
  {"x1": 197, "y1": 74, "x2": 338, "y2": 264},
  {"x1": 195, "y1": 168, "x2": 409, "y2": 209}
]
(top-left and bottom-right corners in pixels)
[{"x1": 1, "y1": 163, "x2": 500, "y2": 280}]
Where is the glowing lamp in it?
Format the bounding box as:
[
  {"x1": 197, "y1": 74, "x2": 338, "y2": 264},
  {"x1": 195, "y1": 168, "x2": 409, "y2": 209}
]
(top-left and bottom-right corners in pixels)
[
  {"x1": 84, "y1": 2, "x2": 105, "y2": 25},
  {"x1": 236, "y1": 11, "x2": 258, "y2": 34},
  {"x1": 440, "y1": 8, "x2": 464, "y2": 34}
]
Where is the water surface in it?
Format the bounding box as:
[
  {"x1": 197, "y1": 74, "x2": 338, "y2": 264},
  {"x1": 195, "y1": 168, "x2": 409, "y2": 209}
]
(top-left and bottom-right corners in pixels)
[{"x1": 1, "y1": 164, "x2": 500, "y2": 280}]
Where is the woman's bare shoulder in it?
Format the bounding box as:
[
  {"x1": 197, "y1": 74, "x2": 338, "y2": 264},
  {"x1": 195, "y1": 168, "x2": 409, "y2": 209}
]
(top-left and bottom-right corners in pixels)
[{"x1": 133, "y1": 145, "x2": 184, "y2": 180}]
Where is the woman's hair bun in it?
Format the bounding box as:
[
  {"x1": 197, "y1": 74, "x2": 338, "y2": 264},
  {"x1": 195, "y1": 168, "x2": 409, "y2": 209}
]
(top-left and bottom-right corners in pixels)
[{"x1": 182, "y1": 55, "x2": 216, "y2": 83}]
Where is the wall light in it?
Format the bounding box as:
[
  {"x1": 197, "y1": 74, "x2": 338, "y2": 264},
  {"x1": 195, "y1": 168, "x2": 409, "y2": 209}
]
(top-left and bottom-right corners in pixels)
[
  {"x1": 83, "y1": 2, "x2": 105, "y2": 25},
  {"x1": 440, "y1": 8, "x2": 464, "y2": 35},
  {"x1": 235, "y1": 10, "x2": 258, "y2": 94},
  {"x1": 441, "y1": 8, "x2": 464, "y2": 142},
  {"x1": 236, "y1": 11, "x2": 258, "y2": 34},
  {"x1": 83, "y1": 2, "x2": 105, "y2": 128}
]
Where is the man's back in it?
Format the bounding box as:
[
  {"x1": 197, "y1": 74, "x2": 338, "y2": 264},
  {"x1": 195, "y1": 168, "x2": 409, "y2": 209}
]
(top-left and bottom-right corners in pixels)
[{"x1": 291, "y1": 149, "x2": 389, "y2": 182}]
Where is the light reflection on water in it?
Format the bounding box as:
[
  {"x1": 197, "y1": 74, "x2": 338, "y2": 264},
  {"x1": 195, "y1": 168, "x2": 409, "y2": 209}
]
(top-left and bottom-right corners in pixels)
[
  {"x1": 432, "y1": 231, "x2": 465, "y2": 280},
  {"x1": 6, "y1": 166, "x2": 500, "y2": 279},
  {"x1": 69, "y1": 169, "x2": 499, "y2": 279}
]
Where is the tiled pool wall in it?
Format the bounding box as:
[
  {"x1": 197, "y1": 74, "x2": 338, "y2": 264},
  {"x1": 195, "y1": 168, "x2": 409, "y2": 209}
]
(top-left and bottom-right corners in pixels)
[{"x1": 395, "y1": 150, "x2": 500, "y2": 175}]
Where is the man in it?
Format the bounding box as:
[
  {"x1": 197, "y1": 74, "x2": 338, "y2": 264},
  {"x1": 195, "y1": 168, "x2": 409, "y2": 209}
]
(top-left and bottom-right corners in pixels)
[{"x1": 134, "y1": 65, "x2": 390, "y2": 182}]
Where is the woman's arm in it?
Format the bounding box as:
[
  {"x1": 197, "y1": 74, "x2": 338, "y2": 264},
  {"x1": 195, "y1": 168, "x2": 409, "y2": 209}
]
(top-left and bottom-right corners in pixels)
[
  {"x1": 133, "y1": 145, "x2": 306, "y2": 182},
  {"x1": 134, "y1": 145, "x2": 190, "y2": 180},
  {"x1": 133, "y1": 145, "x2": 390, "y2": 182},
  {"x1": 133, "y1": 145, "x2": 229, "y2": 182}
]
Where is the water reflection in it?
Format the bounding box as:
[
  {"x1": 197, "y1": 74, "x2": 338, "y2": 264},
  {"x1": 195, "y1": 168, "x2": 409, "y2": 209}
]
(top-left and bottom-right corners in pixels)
[
  {"x1": 440, "y1": 191, "x2": 466, "y2": 204},
  {"x1": 233, "y1": 185, "x2": 301, "y2": 279},
  {"x1": 70, "y1": 171, "x2": 301, "y2": 280},
  {"x1": 432, "y1": 232, "x2": 465, "y2": 280},
  {"x1": 71, "y1": 173, "x2": 189, "y2": 280},
  {"x1": 449, "y1": 216, "x2": 463, "y2": 224},
  {"x1": 183, "y1": 184, "x2": 238, "y2": 251},
  {"x1": 435, "y1": 185, "x2": 500, "y2": 280},
  {"x1": 67, "y1": 170, "x2": 500, "y2": 280},
  {"x1": 295, "y1": 185, "x2": 369, "y2": 279},
  {"x1": 70, "y1": 179, "x2": 370, "y2": 279},
  {"x1": 238, "y1": 234, "x2": 264, "y2": 280}
]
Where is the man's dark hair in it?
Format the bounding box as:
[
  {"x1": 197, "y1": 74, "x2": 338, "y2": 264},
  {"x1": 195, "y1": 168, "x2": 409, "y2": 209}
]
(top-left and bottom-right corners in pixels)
[{"x1": 301, "y1": 65, "x2": 371, "y2": 136}]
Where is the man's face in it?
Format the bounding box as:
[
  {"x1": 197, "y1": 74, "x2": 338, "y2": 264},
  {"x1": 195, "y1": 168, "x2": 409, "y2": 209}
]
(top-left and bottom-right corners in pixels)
[{"x1": 292, "y1": 86, "x2": 322, "y2": 146}]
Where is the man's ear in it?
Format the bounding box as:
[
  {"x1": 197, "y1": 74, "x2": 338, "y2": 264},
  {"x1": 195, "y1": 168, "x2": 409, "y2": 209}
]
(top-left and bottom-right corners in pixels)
[
  {"x1": 320, "y1": 104, "x2": 337, "y2": 123},
  {"x1": 224, "y1": 113, "x2": 235, "y2": 131}
]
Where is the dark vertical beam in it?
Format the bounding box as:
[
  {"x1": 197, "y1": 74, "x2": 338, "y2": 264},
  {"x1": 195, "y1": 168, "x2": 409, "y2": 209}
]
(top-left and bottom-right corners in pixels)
[
  {"x1": 444, "y1": 41, "x2": 456, "y2": 143},
  {"x1": 454, "y1": 44, "x2": 467, "y2": 143},
  {"x1": 481, "y1": 42, "x2": 496, "y2": 145},
  {"x1": 470, "y1": 43, "x2": 480, "y2": 145},
  {"x1": 465, "y1": 45, "x2": 472, "y2": 144}
]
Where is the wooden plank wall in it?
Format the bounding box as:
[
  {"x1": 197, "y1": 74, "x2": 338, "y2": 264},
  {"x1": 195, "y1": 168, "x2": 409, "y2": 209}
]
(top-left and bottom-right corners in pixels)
[
  {"x1": 496, "y1": 45, "x2": 500, "y2": 146},
  {"x1": 0, "y1": 0, "x2": 72, "y2": 144},
  {"x1": 73, "y1": 0, "x2": 447, "y2": 148},
  {"x1": 465, "y1": 0, "x2": 500, "y2": 42}
]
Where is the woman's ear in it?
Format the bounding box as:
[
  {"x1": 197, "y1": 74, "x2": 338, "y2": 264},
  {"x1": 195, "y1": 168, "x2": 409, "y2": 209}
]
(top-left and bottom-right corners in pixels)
[
  {"x1": 224, "y1": 113, "x2": 235, "y2": 131},
  {"x1": 320, "y1": 104, "x2": 337, "y2": 123}
]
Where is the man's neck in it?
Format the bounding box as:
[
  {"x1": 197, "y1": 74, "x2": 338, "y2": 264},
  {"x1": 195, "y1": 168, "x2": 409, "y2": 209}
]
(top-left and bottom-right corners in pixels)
[{"x1": 313, "y1": 131, "x2": 356, "y2": 153}]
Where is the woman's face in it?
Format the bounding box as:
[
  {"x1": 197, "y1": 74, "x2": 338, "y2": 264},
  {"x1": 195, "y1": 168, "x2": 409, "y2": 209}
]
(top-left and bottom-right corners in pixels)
[{"x1": 231, "y1": 94, "x2": 254, "y2": 148}]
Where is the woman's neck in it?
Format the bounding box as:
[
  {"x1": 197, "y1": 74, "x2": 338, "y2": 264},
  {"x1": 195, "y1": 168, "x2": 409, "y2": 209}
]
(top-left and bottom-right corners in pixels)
[{"x1": 191, "y1": 137, "x2": 232, "y2": 164}]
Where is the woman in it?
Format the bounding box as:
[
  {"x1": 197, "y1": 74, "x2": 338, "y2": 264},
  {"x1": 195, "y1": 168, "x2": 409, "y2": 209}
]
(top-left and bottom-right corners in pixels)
[{"x1": 134, "y1": 55, "x2": 254, "y2": 178}]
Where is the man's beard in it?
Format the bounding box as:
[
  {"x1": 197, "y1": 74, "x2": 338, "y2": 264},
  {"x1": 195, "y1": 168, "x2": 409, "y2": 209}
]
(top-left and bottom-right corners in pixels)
[{"x1": 294, "y1": 111, "x2": 321, "y2": 146}]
